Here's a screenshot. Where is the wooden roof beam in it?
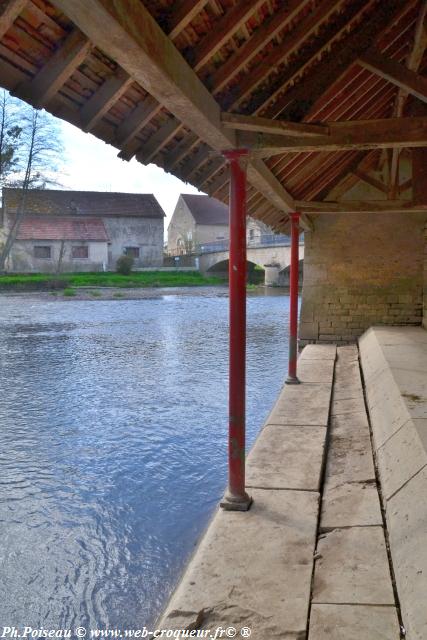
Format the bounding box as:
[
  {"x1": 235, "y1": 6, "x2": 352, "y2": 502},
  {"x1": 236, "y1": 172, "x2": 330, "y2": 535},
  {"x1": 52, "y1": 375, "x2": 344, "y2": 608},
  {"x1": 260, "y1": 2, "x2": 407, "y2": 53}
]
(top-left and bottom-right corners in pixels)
[
  {"x1": 168, "y1": 0, "x2": 209, "y2": 40},
  {"x1": 389, "y1": 0, "x2": 427, "y2": 197},
  {"x1": 359, "y1": 49, "x2": 427, "y2": 104},
  {"x1": 50, "y1": 0, "x2": 297, "y2": 217},
  {"x1": 210, "y1": 0, "x2": 310, "y2": 95},
  {"x1": 296, "y1": 199, "x2": 427, "y2": 214},
  {"x1": 192, "y1": 0, "x2": 265, "y2": 72},
  {"x1": 17, "y1": 28, "x2": 91, "y2": 108},
  {"x1": 352, "y1": 169, "x2": 388, "y2": 194},
  {"x1": 222, "y1": 113, "x2": 329, "y2": 137},
  {"x1": 80, "y1": 68, "x2": 133, "y2": 132},
  {"x1": 0, "y1": 0, "x2": 27, "y2": 39},
  {"x1": 239, "y1": 116, "x2": 427, "y2": 157}
]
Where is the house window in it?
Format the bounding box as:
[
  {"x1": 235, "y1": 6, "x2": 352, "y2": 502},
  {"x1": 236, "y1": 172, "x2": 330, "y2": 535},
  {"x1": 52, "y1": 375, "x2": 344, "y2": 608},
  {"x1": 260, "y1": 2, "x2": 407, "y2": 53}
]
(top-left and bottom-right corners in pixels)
[
  {"x1": 34, "y1": 246, "x2": 51, "y2": 259},
  {"x1": 72, "y1": 245, "x2": 89, "y2": 259},
  {"x1": 124, "y1": 247, "x2": 140, "y2": 258},
  {"x1": 249, "y1": 229, "x2": 255, "y2": 239}
]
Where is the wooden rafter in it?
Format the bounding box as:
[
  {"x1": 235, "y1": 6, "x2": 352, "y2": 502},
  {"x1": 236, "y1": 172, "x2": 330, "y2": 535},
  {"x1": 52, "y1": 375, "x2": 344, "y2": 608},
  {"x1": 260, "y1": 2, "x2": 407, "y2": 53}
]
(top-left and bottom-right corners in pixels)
[
  {"x1": 227, "y1": 0, "x2": 346, "y2": 109},
  {"x1": 192, "y1": 0, "x2": 265, "y2": 72},
  {"x1": 168, "y1": 0, "x2": 209, "y2": 40},
  {"x1": 359, "y1": 49, "x2": 427, "y2": 104},
  {"x1": 264, "y1": 0, "x2": 413, "y2": 120},
  {"x1": 115, "y1": 97, "x2": 161, "y2": 150},
  {"x1": 136, "y1": 117, "x2": 182, "y2": 165},
  {"x1": 210, "y1": 0, "x2": 310, "y2": 95},
  {"x1": 0, "y1": 0, "x2": 27, "y2": 40},
  {"x1": 238, "y1": 116, "x2": 427, "y2": 157},
  {"x1": 50, "y1": 0, "x2": 299, "y2": 220},
  {"x1": 80, "y1": 67, "x2": 132, "y2": 132},
  {"x1": 17, "y1": 28, "x2": 91, "y2": 107}
]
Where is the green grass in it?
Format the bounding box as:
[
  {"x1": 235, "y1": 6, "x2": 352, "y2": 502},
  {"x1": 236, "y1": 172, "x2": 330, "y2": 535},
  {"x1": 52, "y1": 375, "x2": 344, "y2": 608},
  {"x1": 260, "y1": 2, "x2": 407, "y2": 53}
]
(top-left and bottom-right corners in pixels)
[
  {"x1": 63, "y1": 288, "x2": 76, "y2": 297},
  {"x1": 89, "y1": 290, "x2": 102, "y2": 297},
  {"x1": 0, "y1": 270, "x2": 225, "y2": 291}
]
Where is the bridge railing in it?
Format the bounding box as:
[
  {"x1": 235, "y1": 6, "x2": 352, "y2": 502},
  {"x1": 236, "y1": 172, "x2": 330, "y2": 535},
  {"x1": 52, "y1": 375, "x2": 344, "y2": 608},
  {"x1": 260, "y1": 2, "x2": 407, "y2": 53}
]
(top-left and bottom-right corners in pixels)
[{"x1": 197, "y1": 234, "x2": 304, "y2": 254}]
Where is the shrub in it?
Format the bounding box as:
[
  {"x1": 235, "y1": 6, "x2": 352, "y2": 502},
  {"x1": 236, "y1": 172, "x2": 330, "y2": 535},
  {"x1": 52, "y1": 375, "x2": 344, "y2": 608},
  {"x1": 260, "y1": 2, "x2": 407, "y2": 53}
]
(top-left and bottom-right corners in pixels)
[
  {"x1": 63, "y1": 288, "x2": 76, "y2": 297},
  {"x1": 116, "y1": 254, "x2": 134, "y2": 275}
]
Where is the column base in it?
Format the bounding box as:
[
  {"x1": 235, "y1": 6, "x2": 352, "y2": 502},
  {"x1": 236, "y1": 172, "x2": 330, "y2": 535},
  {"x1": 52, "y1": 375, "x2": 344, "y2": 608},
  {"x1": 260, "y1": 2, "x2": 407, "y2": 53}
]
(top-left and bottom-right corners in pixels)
[
  {"x1": 220, "y1": 490, "x2": 253, "y2": 512},
  {"x1": 285, "y1": 375, "x2": 301, "y2": 385}
]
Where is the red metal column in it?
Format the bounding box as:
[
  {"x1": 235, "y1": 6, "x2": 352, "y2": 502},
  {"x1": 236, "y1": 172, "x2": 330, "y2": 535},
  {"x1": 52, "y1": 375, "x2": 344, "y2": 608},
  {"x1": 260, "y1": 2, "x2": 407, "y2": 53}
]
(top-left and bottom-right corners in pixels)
[
  {"x1": 286, "y1": 212, "x2": 301, "y2": 385},
  {"x1": 220, "y1": 149, "x2": 252, "y2": 511}
]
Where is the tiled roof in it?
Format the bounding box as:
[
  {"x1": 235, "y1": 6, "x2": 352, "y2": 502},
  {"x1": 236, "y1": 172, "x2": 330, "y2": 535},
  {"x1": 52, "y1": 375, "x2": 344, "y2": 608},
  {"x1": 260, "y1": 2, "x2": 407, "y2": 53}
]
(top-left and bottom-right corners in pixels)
[
  {"x1": 181, "y1": 194, "x2": 228, "y2": 226},
  {"x1": 16, "y1": 215, "x2": 109, "y2": 241},
  {"x1": 3, "y1": 189, "x2": 165, "y2": 218}
]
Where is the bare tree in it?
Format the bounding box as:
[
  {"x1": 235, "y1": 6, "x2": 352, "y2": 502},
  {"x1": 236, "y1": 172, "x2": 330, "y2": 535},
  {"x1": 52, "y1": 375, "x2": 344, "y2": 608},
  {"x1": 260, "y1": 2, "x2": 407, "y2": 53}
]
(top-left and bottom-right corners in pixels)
[
  {"x1": 0, "y1": 105, "x2": 63, "y2": 271},
  {"x1": 0, "y1": 90, "x2": 22, "y2": 190}
]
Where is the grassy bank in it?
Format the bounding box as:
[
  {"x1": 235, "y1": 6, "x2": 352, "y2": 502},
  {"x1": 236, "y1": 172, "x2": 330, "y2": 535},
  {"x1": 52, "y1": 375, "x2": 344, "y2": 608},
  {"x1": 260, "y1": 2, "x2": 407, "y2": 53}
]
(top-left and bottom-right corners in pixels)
[{"x1": 0, "y1": 271, "x2": 225, "y2": 292}]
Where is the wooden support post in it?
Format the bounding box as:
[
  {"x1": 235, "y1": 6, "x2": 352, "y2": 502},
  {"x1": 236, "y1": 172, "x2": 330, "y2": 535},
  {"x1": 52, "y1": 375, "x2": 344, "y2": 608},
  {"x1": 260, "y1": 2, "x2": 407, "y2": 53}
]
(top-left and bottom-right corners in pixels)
[
  {"x1": 220, "y1": 148, "x2": 252, "y2": 512},
  {"x1": 285, "y1": 212, "x2": 301, "y2": 385}
]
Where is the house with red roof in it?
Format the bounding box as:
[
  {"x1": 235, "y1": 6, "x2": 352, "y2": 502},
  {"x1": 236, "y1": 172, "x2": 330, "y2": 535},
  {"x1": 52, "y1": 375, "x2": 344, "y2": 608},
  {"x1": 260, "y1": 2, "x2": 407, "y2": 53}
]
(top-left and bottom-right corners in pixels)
[{"x1": 1, "y1": 189, "x2": 165, "y2": 273}]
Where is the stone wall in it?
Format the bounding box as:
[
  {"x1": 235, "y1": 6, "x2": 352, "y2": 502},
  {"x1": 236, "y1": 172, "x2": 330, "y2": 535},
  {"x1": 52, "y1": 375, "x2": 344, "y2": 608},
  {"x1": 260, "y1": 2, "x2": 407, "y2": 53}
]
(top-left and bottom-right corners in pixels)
[
  {"x1": 103, "y1": 216, "x2": 163, "y2": 268},
  {"x1": 424, "y1": 221, "x2": 427, "y2": 330},
  {"x1": 300, "y1": 212, "x2": 426, "y2": 344},
  {"x1": 10, "y1": 240, "x2": 108, "y2": 273}
]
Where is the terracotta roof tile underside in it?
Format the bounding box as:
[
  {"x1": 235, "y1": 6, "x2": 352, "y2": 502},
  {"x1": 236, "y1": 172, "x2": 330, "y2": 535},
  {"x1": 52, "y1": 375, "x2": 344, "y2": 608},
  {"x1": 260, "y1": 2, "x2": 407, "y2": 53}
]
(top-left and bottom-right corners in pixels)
[
  {"x1": 4, "y1": 189, "x2": 166, "y2": 218},
  {"x1": 181, "y1": 194, "x2": 228, "y2": 225},
  {"x1": 16, "y1": 215, "x2": 110, "y2": 241},
  {"x1": 0, "y1": 0, "x2": 424, "y2": 231}
]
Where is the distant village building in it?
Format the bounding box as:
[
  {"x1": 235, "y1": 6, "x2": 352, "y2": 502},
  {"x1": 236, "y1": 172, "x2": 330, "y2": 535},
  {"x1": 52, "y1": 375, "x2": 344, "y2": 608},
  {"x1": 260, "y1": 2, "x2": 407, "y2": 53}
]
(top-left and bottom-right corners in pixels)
[
  {"x1": 0, "y1": 189, "x2": 165, "y2": 273},
  {"x1": 167, "y1": 194, "x2": 271, "y2": 254}
]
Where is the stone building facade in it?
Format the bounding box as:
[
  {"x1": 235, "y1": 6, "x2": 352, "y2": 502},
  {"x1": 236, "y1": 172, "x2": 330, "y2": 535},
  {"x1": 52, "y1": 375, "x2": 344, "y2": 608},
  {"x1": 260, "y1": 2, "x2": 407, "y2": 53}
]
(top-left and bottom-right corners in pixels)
[
  {"x1": 1, "y1": 189, "x2": 165, "y2": 272},
  {"x1": 167, "y1": 194, "x2": 271, "y2": 254}
]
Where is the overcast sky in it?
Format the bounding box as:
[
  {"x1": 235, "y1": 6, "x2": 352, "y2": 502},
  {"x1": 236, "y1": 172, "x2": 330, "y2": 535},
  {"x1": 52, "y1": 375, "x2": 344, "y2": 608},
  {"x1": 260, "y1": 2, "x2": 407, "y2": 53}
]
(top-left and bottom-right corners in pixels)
[{"x1": 59, "y1": 120, "x2": 203, "y2": 229}]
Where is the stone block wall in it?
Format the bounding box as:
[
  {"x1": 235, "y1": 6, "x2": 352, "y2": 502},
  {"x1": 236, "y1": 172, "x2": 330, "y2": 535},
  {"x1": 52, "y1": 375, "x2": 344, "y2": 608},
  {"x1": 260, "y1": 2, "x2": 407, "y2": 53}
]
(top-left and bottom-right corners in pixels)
[
  {"x1": 424, "y1": 221, "x2": 427, "y2": 330},
  {"x1": 300, "y1": 212, "x2": 426, "y2": 344}
]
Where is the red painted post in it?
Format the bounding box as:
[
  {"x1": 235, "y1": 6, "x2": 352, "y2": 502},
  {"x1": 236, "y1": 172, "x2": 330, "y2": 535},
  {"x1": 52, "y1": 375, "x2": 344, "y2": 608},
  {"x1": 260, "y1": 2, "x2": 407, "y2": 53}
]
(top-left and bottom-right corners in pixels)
[
  {"x1": 220, "y1": 149, "x2": 252, "y2": 511},
  {"x1": 286, "y1": 212, "x2": 301, "y2": 385}
]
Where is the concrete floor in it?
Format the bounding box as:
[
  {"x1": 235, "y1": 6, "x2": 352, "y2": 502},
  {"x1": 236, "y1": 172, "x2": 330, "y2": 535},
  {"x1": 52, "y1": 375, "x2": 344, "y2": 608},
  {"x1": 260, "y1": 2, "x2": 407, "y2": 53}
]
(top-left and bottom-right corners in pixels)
[{"x1": 157, "y1": 336, "x2": 427, "y2": 639}]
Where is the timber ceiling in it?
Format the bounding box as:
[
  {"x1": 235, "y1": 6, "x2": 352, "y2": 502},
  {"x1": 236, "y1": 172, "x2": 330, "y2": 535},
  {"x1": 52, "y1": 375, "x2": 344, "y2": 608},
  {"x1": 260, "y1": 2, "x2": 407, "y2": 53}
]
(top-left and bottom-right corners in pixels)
[{"x1": 0, "y1": 0, "x2": 426, "y2": 231}]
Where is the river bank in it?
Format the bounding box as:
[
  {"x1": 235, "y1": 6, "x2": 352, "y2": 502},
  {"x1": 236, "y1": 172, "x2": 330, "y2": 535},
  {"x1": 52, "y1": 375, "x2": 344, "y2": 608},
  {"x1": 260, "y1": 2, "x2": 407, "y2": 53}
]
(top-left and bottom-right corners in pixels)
[{"x1": 0, "y1": 270, "x2": 224, "y2": 293}]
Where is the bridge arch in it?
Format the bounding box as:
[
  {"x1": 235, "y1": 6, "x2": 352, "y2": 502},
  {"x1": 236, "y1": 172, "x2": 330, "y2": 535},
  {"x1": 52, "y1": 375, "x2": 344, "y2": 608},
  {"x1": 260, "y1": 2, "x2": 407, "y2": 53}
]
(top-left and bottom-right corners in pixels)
[
  {"x1": 278, "y1": 259, "x2": 304, "y2": 287},
  {"x1": 206, "y1": 258, "x2": 265, "y2": 283}
]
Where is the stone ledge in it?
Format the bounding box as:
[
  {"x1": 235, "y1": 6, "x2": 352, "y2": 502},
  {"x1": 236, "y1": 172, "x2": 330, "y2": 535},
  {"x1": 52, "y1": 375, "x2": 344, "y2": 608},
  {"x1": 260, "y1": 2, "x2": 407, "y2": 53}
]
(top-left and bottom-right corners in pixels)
[{"x1": 359, "y1": 326, "x2": 427, "y2": 640}]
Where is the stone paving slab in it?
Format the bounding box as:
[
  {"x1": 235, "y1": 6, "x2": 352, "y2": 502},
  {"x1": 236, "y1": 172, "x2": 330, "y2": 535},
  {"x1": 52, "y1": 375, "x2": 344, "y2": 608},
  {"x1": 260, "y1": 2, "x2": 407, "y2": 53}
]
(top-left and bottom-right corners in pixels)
[
  {"x1": 377, "y1": 418, "x2": 427, "y2": 500},
  {"x1": 309, "y1": 604, "x2": 400, "y2": 639},
  {"x1": 296, "y1": 359, "x2": 335, "y2": 384},
  {"x1": 300, "y1": 344, "x2": 337, "y2": 360},
  {"x1": 329, "y1": 412, "x2": 370, "y2": 439},
  {"x1": 387, "y1": 466, "x2": 427, "y2": 640},
  {"x1": 320, "y1": 482, "x2": 382, "y2": 530},
  {"x1": 332, "y1": 382, "x2": 364, "y2": 401},
  {"x1": 246, "y1": 424, "x2": 327, "y2": 491},
  {"x1": 159, "y1": 489, "x2": 319, "y2": 640},
  {"x1": 312, "y1": 527, "x2": 395, "y2": 605},
  {"x1": 267, "y1": 383, "x2": 332, "y2": 427},
  {"x1": 368, "y1": 325, "x2": 427, "y2": 345},
  {"x1": 330, "y1": 395, "x2": 367, "y2": 416},
  {"x1": 323, "y1": 434, "x2": 376, "y2": 490}
]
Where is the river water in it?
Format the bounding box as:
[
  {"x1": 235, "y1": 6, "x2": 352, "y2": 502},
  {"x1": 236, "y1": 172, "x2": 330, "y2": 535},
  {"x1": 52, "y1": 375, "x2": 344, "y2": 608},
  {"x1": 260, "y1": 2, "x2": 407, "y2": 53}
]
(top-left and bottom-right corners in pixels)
[{"x1": 0, "y1": 288, "x2": 291, "y2": 630}]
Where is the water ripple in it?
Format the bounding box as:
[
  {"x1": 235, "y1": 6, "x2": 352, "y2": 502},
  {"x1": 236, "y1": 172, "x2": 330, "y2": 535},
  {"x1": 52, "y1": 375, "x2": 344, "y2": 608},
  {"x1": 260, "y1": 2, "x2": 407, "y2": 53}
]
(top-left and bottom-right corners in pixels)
[{"x1": 0, "y1": 291, "x2": 290, "y2": 628}]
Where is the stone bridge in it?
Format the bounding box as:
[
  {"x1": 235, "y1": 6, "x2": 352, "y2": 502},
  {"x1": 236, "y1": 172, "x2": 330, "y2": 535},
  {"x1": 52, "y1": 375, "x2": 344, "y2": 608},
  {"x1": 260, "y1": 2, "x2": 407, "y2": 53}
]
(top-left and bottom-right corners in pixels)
[{"x1": 198, "y1": 242, "x2": 305, "y2": 286}]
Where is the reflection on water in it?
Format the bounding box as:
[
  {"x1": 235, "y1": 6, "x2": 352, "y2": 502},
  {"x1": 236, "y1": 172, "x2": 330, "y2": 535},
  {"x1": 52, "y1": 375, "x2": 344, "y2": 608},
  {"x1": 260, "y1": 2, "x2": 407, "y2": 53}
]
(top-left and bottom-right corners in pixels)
[{"x1": 0, "y1": 289, "x2": 291, "y2": 628}]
